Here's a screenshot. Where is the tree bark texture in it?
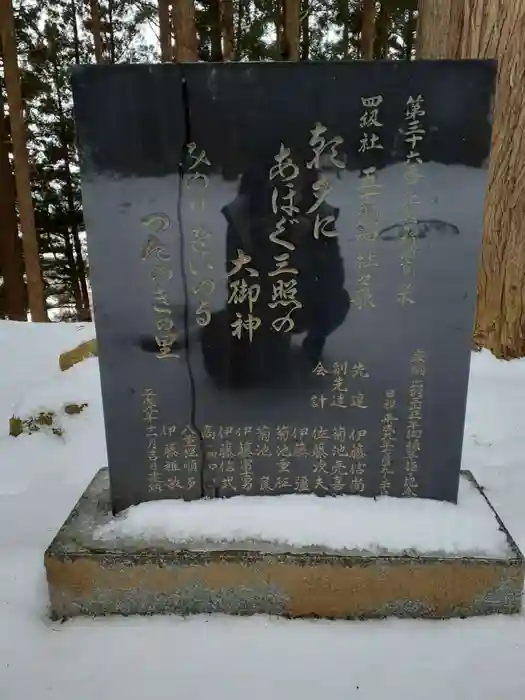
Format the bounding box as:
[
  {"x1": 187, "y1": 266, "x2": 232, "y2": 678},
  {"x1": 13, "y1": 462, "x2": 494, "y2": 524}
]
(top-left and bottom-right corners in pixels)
[
  {"x1": 0, "y1": 87, "x2": 26, "y2": 320},
  {"x1": 374, "y1": 2, "x2": 390, "y2": 58},
  {"x1": 173, "y1": 0, "x2": 198, "y2": 61},
  {"x1": 210, "y1": 0, "x2": 224, "y2": 61},
  {"x1": 159, "y1": 0, "x2": 172, "y2": 61},
  {"x1": 418, "y1": 0, "x2": 525, "y2": 359},
  {"x1": 340, "y1": 0, "x2": 350, "y2": 59},
  {"x1": 88, "y1": 0, "x2": 105, "y2": 63},
  {"x1": 361, "y1": 0, "x2": 376, "y2": 60},
  {"x1": 158, "y1": 0, "x2": 172, "y2": 63},
  {"x1": 282, "y1": 0, "x2": 301, "y2": 60},
  {"x1": 0, "y1": 0, "x2": 47, "y2": 321}
]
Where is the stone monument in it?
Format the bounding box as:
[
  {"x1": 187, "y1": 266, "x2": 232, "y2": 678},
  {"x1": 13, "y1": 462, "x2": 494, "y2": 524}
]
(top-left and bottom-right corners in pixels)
[{"x1": 45, "y1": 60, "x2": 524, "y2": 620}]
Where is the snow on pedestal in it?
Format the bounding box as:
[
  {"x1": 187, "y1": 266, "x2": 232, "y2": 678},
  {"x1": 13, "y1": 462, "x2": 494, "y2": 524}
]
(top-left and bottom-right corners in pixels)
[{"x1": 94, "y1": 473, "x2": 510, "y2": 559}]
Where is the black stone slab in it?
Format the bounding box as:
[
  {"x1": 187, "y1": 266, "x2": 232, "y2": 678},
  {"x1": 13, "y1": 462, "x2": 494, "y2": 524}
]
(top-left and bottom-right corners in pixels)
[{"x1": 71, "y1": 60, "x2": 496, "y2": 513}]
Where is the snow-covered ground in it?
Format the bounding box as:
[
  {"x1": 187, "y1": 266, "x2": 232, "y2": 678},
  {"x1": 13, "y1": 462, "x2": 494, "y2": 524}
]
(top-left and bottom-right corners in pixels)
[{"x1": 1, "y1": 320, "x2": 525, "y2": 699}]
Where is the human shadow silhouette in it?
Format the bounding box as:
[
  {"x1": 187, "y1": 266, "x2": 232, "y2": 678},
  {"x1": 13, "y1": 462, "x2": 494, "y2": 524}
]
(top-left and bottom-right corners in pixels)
[{"x1": 200, "y1": 159, "x2": 350, "y2": 389}]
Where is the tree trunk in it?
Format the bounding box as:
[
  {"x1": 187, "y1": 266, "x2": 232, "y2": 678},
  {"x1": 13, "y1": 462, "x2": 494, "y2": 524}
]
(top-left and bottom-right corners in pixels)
[
  {"x1": 0, "y1": 87, "x2": 26, "y2": 320},
  {"x1": 415, "y1": 3, "x2": 424, "y2": 58},
  {"x1": 209, "y1": 0, "x2": 224, "y2": 61},
  {"x1": 275, "y1": 2, "x2": 283, "y2": 58},
  {"x1": 70, "y1": 0, "x2": 81, "y2": 64},
  {"x1": 418, "y1": 0, "x2": 525, "y2": 359},
  {"x1": 282, "y1": 0, "x2": 301, "y2": 60},
  {"x1": 88, "y1": 0, "x2": 105, "y2": 63},
  {"x1": 340, "y1": 0, "x2": 350, "y2": 59},
  {"x1": 68, "y1": 22, "x2": 92, "y2": 317},
  {"x1": 220, "y1": 0, "x2": 234, "y2": 60},
  {"x1": 300, "y1": 0, "x2": 310, "y2": 60},
  {"x1": 158, "y1": 0, "x2": 172, "y2": 61},
  {"x1": 170, "y1": 3, "x2": 177, "y2": 60},
  {"x1": 107, "y1": 0, "x2": 116, "y2": 63},
  {"x1": 374, "y1": 2, "x2": 390, "y2": 59},
  {"x1": 235, "y1": 0, "x2": 244, "y2": 60},
  {"x1": 416, "y1": 0, "x2": 463, "y2": 59},
  {"x1": 0, "y1": 0, "x2": 47, "y2": 321},
  {"x1": 361, "y1": 0, "x2": 376, "y2": 60},
  {"x1": 62, "y1": 231, "x2": 84, "y2": 314},
  {"x1": 172, "y1": 0, "x2": 198, "y2": 61}
]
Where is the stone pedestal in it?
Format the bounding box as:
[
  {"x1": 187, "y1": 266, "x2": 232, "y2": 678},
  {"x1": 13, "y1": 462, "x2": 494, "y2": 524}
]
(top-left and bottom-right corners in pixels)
[{"x1": 45, "y1": 469, "x2": 524, "y2": 620}]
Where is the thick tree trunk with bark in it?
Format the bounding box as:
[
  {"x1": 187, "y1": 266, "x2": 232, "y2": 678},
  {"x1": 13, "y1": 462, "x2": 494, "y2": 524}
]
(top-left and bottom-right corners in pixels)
[
  {"x1": 0, "y1": 0, "x2": 47, "y2": 321},
  {"x1": 0, "y1": 88, "x2": 26, "y2": 320},
  {"x1": 158, "y1": 0, "x2": 172, "y2": 61},
  {"x1": 209, "y1": 0, "x2": 224, "y2": 61},
  {"x1": 374, "y1": 3, "x2": 390, "y2": 59},
  {"x1": 172, "y1": 0, "x2": 198, "y2": 61},
  {"x1": 220, "y1": 0, "x2": 234, "y2": 60},
  {"x1": 88, "y1": 0, "x2": 105, "y2": 63},
  {"x1": 340, "y1": 0, "x2": 350, "y2": 59},
  {"x1": 282, "y1": 0, "x2": 301, "y2": 60},
  {"x1": 418, "y1": 0, "x2": 525, "y2": 359},
  {"x1": 416, "y1": 0, "x2": 464, "y2": 59},
  {"x1": 361, "y1": 0, "x2": 376, "y2": 60}
]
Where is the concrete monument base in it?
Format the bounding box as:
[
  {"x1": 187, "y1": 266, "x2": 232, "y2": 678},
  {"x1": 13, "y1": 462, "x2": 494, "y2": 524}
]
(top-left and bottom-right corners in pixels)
[{"x1": 45, "y1": 469, "x2": 524, "y2": 620}]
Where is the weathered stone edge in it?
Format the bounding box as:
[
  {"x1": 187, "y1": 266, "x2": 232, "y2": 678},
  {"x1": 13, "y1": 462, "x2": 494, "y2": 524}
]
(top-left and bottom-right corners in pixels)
[
  {"x1": 45, "y1": 553, "x2": 524, "y2": 620},
  {"x1": 44, "y1": 469, "x2": 525, "y2": 620},
  {"x1": 464, "y1": 469, "x2": 525, "y2": 563},
  {"x1": 44, "y1": 467, "x2": 525, "y2": 567}
]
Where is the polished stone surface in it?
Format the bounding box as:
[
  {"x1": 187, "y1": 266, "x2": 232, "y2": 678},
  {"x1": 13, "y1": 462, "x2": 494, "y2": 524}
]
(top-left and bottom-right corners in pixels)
[{"x1": 71, "y1": 61, "x2": 496, "y2": 512}]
